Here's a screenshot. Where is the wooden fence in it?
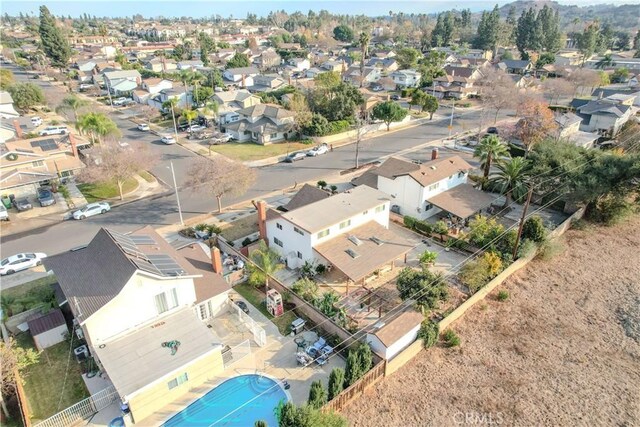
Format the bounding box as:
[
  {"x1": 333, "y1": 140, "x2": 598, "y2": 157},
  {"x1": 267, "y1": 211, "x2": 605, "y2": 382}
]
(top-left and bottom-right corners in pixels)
[{"x1": 322, "y1": 360, "x2": 386, "y2": 413}]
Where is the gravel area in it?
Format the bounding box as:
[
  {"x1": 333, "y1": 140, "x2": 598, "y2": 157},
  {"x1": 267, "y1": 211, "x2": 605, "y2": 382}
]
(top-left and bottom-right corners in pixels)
[{"x1": 344, "y1": 217, "x2": 640, "y2": 426}]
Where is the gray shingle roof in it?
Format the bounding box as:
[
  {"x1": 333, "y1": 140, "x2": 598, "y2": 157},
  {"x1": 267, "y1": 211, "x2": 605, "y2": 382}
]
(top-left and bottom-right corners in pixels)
[
  {"x1": 283, "y1": 184, "x2": 330, "y2": 211},
  {"x1": 578, "y1": 100, "x2": 630, "y2": 117}
]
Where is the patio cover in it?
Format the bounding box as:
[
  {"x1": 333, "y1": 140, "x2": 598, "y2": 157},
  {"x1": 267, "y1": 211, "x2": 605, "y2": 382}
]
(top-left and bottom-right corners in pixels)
[
  {"x1": 313, "y1": 221, "x2": 414, "y2": 283},
  {"x1": 93, "y1": 308, "x2": 222, "y2": 399},
  {"x1": 428, "y1": 184, "x2": 496, "y2": 219}
]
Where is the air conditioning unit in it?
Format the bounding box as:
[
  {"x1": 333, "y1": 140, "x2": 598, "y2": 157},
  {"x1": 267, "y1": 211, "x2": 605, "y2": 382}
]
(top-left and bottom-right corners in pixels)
[{"x1": 74, "y1": 345, "x2": 89, "y2": 363}]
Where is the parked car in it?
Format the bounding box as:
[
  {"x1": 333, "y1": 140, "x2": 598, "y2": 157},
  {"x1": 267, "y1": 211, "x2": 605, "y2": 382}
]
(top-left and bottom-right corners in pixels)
[
  {"x1": 39, "y1": 126, "x2": 68, "y2": 136},
  {"x1": 284, "y1": 152, "x2": 306, "y2": 163},
  {"x1": 187, "y1": 125, "x2": 206, "y2": 133},
  {"x1": 111, "y1": 97, "x2": 129, "y2": 106},
  {"x1": 307, "y1": 144, "x2": 329, "y2": 157},
  {"x1": 391, "y1": 94, "x2": 401, "y2": 101},
  {"x1": 235, "y1": 301, "x2": 250, "y2": 314},
  {"x1": 137, "y1": 123, "x2": 150, "y2": 131},
  {"x1": 371, "y1": 85, "x2": 383, "y2": 92},
  {"x1": 72, "y1": 202, "x2": 111, "y2": 220},
  {"x1": 0, "y1": 253, "x2": 47, "y2": 275},
  {"x1": 0, "y1": 204, "x2": 9, "y2": 221},
  {"x1": 13, "y1": 198, "x2": 32, "y2": 211},
  {"x1": 177, "y1": 122, "x2": 190, "y2": 132},
  {"x1": 78, "y1": 83, "x2": 94, "y2": 91},
  {"x1": 486, "y1": 127, "x2": 499, "y2": 135},
  {"x1": 37, "y1": 188, "x2": 56, "y2": 207},
  {"x1": 31, "y1": 116, "x2": 43, "y2": 126},
  {"x1": 161, "y1": 135, "x2": 177, "y2": 145}
]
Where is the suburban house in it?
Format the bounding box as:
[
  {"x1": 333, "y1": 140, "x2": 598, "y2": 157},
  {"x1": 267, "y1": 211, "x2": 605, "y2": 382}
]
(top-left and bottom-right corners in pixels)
[
  {"x1": 149, "y1": 85, "x2": 191, "y2": 110},
  {"x1": 591, "y1": 88, "x2": 640, "y2": 107},
  {"x1": 354, "y1": 151, "x2": 494, "y2": 222},
  {"x1": 366, "y1": 309, "x2": 423, "y2": 360},
  {"x1": 497, "y1": 60, "x2": 533, "y2": 75},
  {"x1": 0, "y1": 133, "x2": 88, "y2": 197},
  {"x1": 261, "y1": 185, "x2": 414, "y2": 287},
  {"x1": 44, "y1": 226, "x2": 240, "y2": 424},
  {"x1": 104, "y1": 70, "x2": 142, "y2": 96},
  {"x1": 0, "y1": 91, "x2": 19, "y2": 118},
  {"x1": 221, "y1": 104, "x2": 295, "y2": 144},
  {"x1": 320, "y1": 60, "x2": 344, "y2": 73},
  {"x1": 343, "y1": 66, "x2": 382, "y2": 87},
  {"x1": 390, "y1": 69, "x2": 422, "y2": 88},
  {"x1": 222, "y1": 67, "x2": 261, "y2": 88},
  {"x1": 554, "y1": 112, "x2": 599, "y2": 149},
  {"x1": 255, "y1": 51, "x2": 282, "y2": 69},
  {"x1": 133, "y1": 78, "x2": 174, "y2": 104},
  {"x1": 366, "y1": 57, "x2": 399, "y2": 73},
  {"x1": 573, "y1": 99, "x2": 634, "y2": 137},
  {"x1": 74, "y1": 59, "x2": 98, "y2": 73},
  {"x1": 432, "y1": 65, "x2": 483, "y2": 99},
  {"x1": 305, "y1": 67, "x2": 326, "y2": 79},
  {"x1": 286, "y1": 58, "x2": 311, "y2": 73},
  {"x1": 176, "y1": 60, "x2": 204, "y2": 70},
  {"x1": 144, "y1": 57, "x2": 178, "y2": 73},
  {"x1": 249, "y1": 74, "x2": 287, "y2": 92}
]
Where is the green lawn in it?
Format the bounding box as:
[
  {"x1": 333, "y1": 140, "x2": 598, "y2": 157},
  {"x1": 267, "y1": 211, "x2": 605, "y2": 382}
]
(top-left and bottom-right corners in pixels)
[
  {"x1": 210, "y1": 142, "x2": 313, "y2": 162},
  {"x1": 2, "y1": 275, "x2": 57, "y2": 300},
  {"x1": 77, "y1": 177, "x2": 138, "y2": 203},
  {"x1": 138, "y1": 170, "x2": 156, "y2": 183},
  {"x1": 16, "y1": 334, "x2": 90, "y2": 422},
  {"x1": 233, "y1": 282, "x2": 297, "y2": 335}
]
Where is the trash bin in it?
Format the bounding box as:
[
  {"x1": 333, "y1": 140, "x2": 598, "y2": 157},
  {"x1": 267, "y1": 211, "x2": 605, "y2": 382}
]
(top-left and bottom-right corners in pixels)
[
  {"x1": 1, "y1": 196, "x2": 10, "y2": 209},
  {"x1": 290, "y1": 318, "x2": 306, "y2": 335}
]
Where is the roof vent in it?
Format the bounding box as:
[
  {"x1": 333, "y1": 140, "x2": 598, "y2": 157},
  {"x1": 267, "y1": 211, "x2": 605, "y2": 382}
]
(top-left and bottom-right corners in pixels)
[
  {"x1": 371, "y1": 237, "x2": 384, "y2": 246},
  {"x1": 345, "y1": 249, "x2": 360, "y2": 259},
  {"x1": 348, "y1": 235, "x2": 363, "y2": 246},
  {"x1": 430, "y1": 166, "x2": 437, "y2": 170}
]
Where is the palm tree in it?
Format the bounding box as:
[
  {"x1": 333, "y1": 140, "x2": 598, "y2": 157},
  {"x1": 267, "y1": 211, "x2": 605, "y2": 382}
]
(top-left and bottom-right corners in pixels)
[
  {"x1": 594, "y1": 53, "x2": 616, "y2": 69},
  {"x1": 55, "y1": 95, "x2": 89, "y2": 129},
  {"x1": 181, "y1": 108, "x2": 198, "y2": 131},
  {"x1": 358, "y1": 32, "x2": 371, "y2": 88},
  {"x1": 0, "y1": 295, "x2": 16, "y2": 320},
  {"x1": 248, "y1": 240, "x2": 284, "y2": 294},
  {"x1": 488, "y1": 157, "x2": 531, "y2": 208},
  {"x1": 203, "y1": 100, "x2": 219, "y2": 121},
  {"x1": 162, "y1": 98, "x2": 180, "y2": 139},
  {"x1": 474, "y1": 135, "x2": 510, "y2": 181},
  {"x1": 178, "y1": 69, "x2": 196, "y2": 107},
  {"x1": 77, "y1": 112, "x2": 120, "y2": 144}
]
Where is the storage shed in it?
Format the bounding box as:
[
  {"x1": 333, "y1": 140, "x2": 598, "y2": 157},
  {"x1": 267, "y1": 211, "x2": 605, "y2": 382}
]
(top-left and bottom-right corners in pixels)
[
  {"x1": 366, "y1": 310, "x2": 424, "y2": 360},
  {"x1": 28, "y1": 309, "x2": 68, "y2": 350}
]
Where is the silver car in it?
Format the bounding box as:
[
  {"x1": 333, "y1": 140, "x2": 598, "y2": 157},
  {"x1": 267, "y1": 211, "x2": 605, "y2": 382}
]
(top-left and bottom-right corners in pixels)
[{"x1": 73, "y1": 202, "x2": 111, "y2": 220}]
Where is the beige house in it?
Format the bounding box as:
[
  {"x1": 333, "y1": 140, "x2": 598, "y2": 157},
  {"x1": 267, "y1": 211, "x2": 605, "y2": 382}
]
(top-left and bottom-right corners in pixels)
[{"x1": 222, "y1": 104, "x2": 295, "y2": 144}]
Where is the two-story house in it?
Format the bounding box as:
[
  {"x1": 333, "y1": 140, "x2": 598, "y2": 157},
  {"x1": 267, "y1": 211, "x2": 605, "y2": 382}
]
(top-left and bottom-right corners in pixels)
[
  {"x1": 554, "y1": 112, "x2": 599, "y2": 149},
  {"x1": 366, "y1": 57, "x2": 399, "y2": 73},
  {"x1": 133, "y1": 77, "x2": 173, "y2": 104},
  {"x1": 573, "y1": 99, "x2": 634, "y2": 137},
  {"x1": 148, "y1": 84, "x2": 191, "y2": 110},
  {"x1": 432, "y1": 66, "x2": 483, "y2": 99},
  {"x1": 213, "y1": 90, "x2": 262, "y2": 125},
  {"x1": 143, "y1": 56, "x2": 178, "y2": 73},
  {"x1": 222, "y1": 67, "x2": 261, "y2": 88},
  {"x1": 255, "y1": 50, "x2": 282, "y2": 70},
  {"x1": 390, "y1": 69, "x2": 422, "y2": 88},
  {"x1": 103, "y1": 70, "x2": 142, "y2": 96},
  {"x1": 221, "y1": 104, "x2": 294, "y2": 144},
  {"x1": 248, "y1": 74, "x2": 287, "y2": 93},
  {"x1": 286, "y1": 58, "x2": 311, "y2": 73},
  {"x1": 44, "y1": 226, "x2": 238, "y2": 424},
  {"x1": 343, "y1": 66, "x2": 382, "y2": 87},
  {"x1": 260, "y1": 185, "x2": 413, "y2": 286},
  {"x1": 355, "y1": 152, "x2": 494, "y2": 221}
]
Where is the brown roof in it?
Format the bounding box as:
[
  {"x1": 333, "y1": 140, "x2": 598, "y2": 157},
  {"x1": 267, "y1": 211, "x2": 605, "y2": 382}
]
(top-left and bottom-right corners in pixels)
[
  {"x1": 283, "y1": 184, "x2": 330, "y2": 211},
  {"x1": 143, "y1": 77, "x2": 162, "y2": 85},
  {"x1": 376, "y1": 155, "x2": 473, "y2": 187},
  {"x1": 177, "y1": 242, "x2": 231, "y2": 303},
  {"x1": 28, "y1": 309, "x2": 66, "y2": 336},
  {"x1": 372, "y1": 310, "x2": 423, "y2": 347},
  {"x1": 428, "y1": 183, "x2": 497, "y2": 219},
  {"x1": 313, "y1": 221, "x2": 414, "y2": 283}
]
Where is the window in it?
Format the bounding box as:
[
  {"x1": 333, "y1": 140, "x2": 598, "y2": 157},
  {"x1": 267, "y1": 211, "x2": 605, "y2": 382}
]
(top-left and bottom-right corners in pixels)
[
  {"x1": 428, "y1": 183, "x2": 440, "y2": 192},
  {"x1": 458, "y1": 171, "x2": 466, "y2": 178},
  {"x1": 425, "y1": 203, "x2": 433, "y2": 211},
  {"x1": 375, "y1": 204, "x2": 386, "y2": 213},
  {"x1": 274, "y1": 237, "x2": 283, "y2": 247},
  {"x1": 270, "y1": 133, "x2": 278, "y2": 138},
  {"x1": 168, "y1": 373, "x2": 188, "y2": 390},
  {"x1": 362, "y1": 210, "x2": 368, "y2": 215},
  {"x1": 294, "y1": 227, "x2": 304, "y2": 236},
  {"x1": 339, "y1": 219, "x2": 351, "y2": 229},
  {"x1": 449, "y1": 175, "x2": 454, "y2": 180},
  {"x1": 297, "y1": 251, "x2": 302, "y2": 259},
  {"x1": 155, "y1": 288, "x2": 179, "y2": 315},
  {"x1": 276, "y1": 223, "x2": 283, "y2": 230},
  {"x1": 32, "y1": 160, "x2": 44, "y2": 167},
  {"x1": 317, "y1": 229, "x2": 330, "y2": 239},
  {"x1": 198, "y1": 303, "x2": 208, "y2": 320}
]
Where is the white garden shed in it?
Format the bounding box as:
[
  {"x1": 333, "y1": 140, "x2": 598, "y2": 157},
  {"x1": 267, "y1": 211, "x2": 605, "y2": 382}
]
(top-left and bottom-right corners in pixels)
[{"x1": 28, "y1": 309, "x2": 68, "y2": 351}]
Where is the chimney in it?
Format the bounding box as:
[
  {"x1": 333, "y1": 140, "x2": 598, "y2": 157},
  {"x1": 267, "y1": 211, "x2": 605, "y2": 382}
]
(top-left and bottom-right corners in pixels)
[
  {"x1": 241, "y1": 73, "x2": 246, "y2": 88},
  {"x1": 13, "y1": 120, "x2": 23, "y2": 139},
  {"x1": 69, "y1": 133, "x2": 79, "y2": 158},
  {"x1": 253, "y1": 200, "x2": 268, "y2": 243},
  {"x1": 211, "y1": 247, "x2": 223, "y2": 274},
  {"x1": 598, "y1": 91, "x2": 603, "y2": 100},
  {"x1": 431, "y1": 148, "x2": 439, "y2": 160}
]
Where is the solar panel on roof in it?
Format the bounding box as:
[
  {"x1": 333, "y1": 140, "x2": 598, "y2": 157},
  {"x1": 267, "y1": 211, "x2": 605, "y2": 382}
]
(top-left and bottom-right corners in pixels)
[
  {"x1": 132, "y1": 259, "x2": 162, "y2": 276},
  {"x1": 108, "y1": 229, "x2": 149, "y2": 260},
  {"x1": 130, "y1": 235, "x2": 156, "y2": 245},
  {"x1": 31, "y1": 139, "x2": 58, "y2": 152},
  {"x1": 147, "y1": 254, "x2": 186, "y2": 276}
]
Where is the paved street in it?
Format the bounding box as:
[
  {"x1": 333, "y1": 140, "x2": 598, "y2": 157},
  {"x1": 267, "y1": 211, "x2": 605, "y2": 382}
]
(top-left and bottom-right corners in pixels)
[{"x1": 1, "y1": 65, "x2": 512, "y2": 257}]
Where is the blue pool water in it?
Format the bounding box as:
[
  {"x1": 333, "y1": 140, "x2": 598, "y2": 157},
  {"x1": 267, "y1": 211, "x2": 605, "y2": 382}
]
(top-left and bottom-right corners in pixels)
[{"x1": 163, "y1": 374, "x2": 288, "y2": 427}]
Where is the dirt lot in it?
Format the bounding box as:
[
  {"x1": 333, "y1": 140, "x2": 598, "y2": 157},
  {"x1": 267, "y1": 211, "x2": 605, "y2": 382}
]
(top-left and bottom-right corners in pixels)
[{"x1": 344, "y1": 217, "x2": 640, "y2": 426}]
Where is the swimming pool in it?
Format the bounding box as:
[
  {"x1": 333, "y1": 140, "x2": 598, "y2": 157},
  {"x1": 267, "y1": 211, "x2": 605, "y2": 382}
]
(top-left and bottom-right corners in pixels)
[{"x1": 163, "y1": 374, "x2": 288, "y2": 427}]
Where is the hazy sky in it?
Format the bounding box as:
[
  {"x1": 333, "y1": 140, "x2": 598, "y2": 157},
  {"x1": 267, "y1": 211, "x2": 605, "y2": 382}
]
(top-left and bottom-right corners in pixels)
[{"x1": 3, "y1": 0, "x2": 633, "y2": 18}]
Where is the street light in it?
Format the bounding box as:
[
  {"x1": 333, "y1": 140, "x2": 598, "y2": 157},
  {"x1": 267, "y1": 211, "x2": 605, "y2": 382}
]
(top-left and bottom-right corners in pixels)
[{"x1": 168, "y1": 161, "x2": 184, "y2": 226}]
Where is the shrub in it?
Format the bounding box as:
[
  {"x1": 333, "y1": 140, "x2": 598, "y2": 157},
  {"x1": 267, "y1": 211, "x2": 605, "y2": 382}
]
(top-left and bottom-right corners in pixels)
[
  {"x1": 343, "y1": 349, "x2": 361, "y2": 387},
  {"x1": 396, "y1": 267, "x2": 448, "y2": 312},
  {"x1": 291, "y1": 278, "x2": 319, "y2": 302},
  {"x1": 327, "y1": 368, "x2": 345, "y2": 400},
  {"x1": 468, "y1": 215, "x2": 505, "y2": 248},
  {"x1": 433, "y1": 220, "x2": 449, "y2": 240},
  {"x1": 517, "y1": 238, "x2": 538, "y2": 259},
  {"x1": 588, "y1": 195, "x2": 635, "y2": 226},
  {"x1": 522, "y1": 216, "x2": 547, "y2": 243},
  {"x1": 459, "y1": 251, "x2": 504, "y2": 293},
  {"x1": 415, "y1": 220, "x2": 433, "y2": 235},
  {"x1": 317, "y1": 180, "x2": 327, "y2": 189},
  {"x1": 417, "y1": 320, "x2": 439, "y2": 348},
  {"x1": 302, "y1": 113, "x2": 329, "y2": 136},
  {"x1": 254, "y1": 421, "x2": 267, "y2": 427},
  {"x1": 419, "y1": 250, "x2": 438, "y2": 266},
  {"x1": 357, "y1": 343, "x2": 373, "y2": 374},
  {"x1": 403, "y1": 215, "x2": 417, "y2": 229},
  {"x1": 300, "y1": 138, "x2": 314, "y2": 145},
  {"x1": 401, "y1": 88, "x2": 416, "y2": 98},
  {"x1": 497, "y1": 290, "x2": 509, "y2": 301},
  {"x1": 329, "y1": 185, "x2": 337, "y2": 193},
  {"x1": 307, "y1": 380, "x2": 327, "y2": 409},
  {"x1": 442, "y1": 329, "x2": 460, "y2": 347},
  {"x1": 326, "y1": 120, "x2": 350, "y2": 135},
  {"x1": 537, "y1": 238, "x2": 564, "y2": 261}
]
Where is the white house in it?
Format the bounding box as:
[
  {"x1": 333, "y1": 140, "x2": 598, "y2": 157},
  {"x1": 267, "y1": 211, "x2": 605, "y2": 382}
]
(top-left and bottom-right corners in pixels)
[
  {"x1": 103, "y1": 70, "x2": 142, "y2": 96},
  {"x1": 177, "y1": 60, "x2": 204, "y2": 70},
  {"x1": 44, "y1": 226, "x2": 240, "y2": 423},
  {"x1": 221, "y1": 104, "x2": 295, "y2": 144},
  {"x1": 342, "y1": 66, "x2": 381, "y2": 87},
  {"x1": 390, "y1": 69, "x2": 422, "y2": 88},
  {"x1": 222, "y1": 67, "x2": 260, "y2": 87},
  {"x1": 133, "y1": 78, "x2": 174, "y2": 104},
  {"x1": 261, "y1": 185, "x2": 413, "y2": 284},
  {"x1": 0, "y1": 91, "x2": 19, "y2": 118},
  {"x1": 286, "y1": 57, "x2": 310, "y2": 72},
  {"x1": 366, "y1": 310, "x2": 423, "y2": 360}
]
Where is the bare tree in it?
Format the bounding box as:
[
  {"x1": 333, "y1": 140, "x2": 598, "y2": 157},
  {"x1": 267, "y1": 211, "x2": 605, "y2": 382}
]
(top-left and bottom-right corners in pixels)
[
  {"x1": 353, "y1": 116, "x2": 371, "y2": 169},
  {"x1": 80, "y1": 142, "x2": 157, "y2": 200},
  {"x1": 478, "y1": 69, "x2": 517, "y2": 124},
  {"x1": 541, "y1": 78, "x2": 575, "y2": 105},
  {"x1": 134, "y1": 104, "x2": 159, "y2": 126},
  {"x1": 185, "y1": 157, "x2": 256, "y2": 213},
  {"x1": 567, "y1": 68, "x2": 601, "y2": 97}
]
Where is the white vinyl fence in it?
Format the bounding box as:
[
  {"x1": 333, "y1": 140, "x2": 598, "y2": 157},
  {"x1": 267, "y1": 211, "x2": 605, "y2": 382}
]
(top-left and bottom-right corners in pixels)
[
  {"x1": 222, "y1": 339, "x2": 252, "y2": 369},
  {"x1": 34, "y1": 385, "x2": 119, "y2": 427},
  {"x1": 226, "y1": 300, "x2": 267, "y2": 347}
]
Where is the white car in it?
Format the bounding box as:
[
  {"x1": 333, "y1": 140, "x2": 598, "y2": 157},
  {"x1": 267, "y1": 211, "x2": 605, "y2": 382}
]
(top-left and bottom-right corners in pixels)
[
  {"x1": 73, "y1": 202, "x2": 111, "y2": 220},
  {"x1": 161, "y1": 135, "x2": 176, "y2": 145},
  {"x1": 137, "y1": 123, "x2": 150, "y2": 131},
  {"x1": 39, "y1": 126, "x2": 68, "y2": 136},
  {"x1": 112, "y1": 97, "x2": 128, "y2": 106},
  {"x1": 307, "y1": 144, "x2": 329, "y2": 157},
  {"x1": 0, "y1": 253, "x2": 47, "y2": 275},
  {"x1": 31, "y1": 116, "x2": 43, "y2": 126},
  {"x1": 187, "y1": 125, "x2": 206, "y2": 133}
]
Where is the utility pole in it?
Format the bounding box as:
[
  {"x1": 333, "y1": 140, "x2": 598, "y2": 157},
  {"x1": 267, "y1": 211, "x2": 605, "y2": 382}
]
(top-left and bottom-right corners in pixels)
[
  {"x1": 512, "y1": 185, "x2": 534, "y2": 260},
  {"x1": 170, "y1": 102, "x2": 179, "y2": 142},
  {"x1": 448, "y1": 98, "x2": 455, "y2": 138},
  {"x1": 169, "y1": 161, "x2": 184, "y2": 226}
]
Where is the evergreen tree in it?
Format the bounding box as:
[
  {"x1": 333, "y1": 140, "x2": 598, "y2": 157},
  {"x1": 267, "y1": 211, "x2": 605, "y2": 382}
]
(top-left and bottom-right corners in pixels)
[
  {"x1": 473, "y1": 6, "x2": 500, "y2": 53},
  {"x1": 38, "y1": 5, "x2": 72, "y2": 69},
  {"x1": 577, "y1": 23, "x2": 599, "y2": 66},
  {"x1": 634, "y1": 31, "x2": 640, "y2": 58},
  {"x1": 343, "y1": 350, "x2": 361, "y2": 387},
  {"x1": 307, "y1": 380, "x2": 327, "y2": 409},
  {"x1": 327, "y1": 368, "x2": 345, "y2": 400},
  {"x1": 515, "y1": 9, "x2": 537, "y2": 58},
  {"x1": 431, "y1": 12, "x2": 455, "y2": 47},
  {"x1": 537, "y1": 6, "x2": 562, "y2": 52}
]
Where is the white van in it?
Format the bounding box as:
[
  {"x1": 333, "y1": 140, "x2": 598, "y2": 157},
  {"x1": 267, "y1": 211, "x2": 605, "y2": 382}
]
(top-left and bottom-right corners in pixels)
[{"x1": 39, "y1": 126, "x2": 69, "y2": 136}]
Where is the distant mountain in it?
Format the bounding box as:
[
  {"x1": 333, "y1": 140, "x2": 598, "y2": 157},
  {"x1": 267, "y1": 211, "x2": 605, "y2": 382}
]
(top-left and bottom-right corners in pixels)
[{"x1": 498, "y1": 1, "x2": 640, "y2": 29}]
